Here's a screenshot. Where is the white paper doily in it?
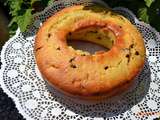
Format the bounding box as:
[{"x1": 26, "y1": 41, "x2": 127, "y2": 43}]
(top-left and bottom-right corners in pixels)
[{"x1": 1, "y1": 0, "x2": 160, "y2": 120}]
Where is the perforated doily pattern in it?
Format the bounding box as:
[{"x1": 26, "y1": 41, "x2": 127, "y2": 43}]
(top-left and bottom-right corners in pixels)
[{"x1": 1, "y1": 0, "x2": 160, "y2": 120}]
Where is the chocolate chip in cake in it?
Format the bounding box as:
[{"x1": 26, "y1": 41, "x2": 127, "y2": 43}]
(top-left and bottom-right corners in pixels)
[
  {"x1": 56, "y1": 47, "x2": 61, "y2": 50},
  {"x1": 36, "y1": 46, "x2": 43, "y2": 52},
  {"x1": 135, "y1": 51, "x2": 139, "y2": 55},
  {"x1": 48, "y1": 33, "x2": 51, "y2": 38},
  {"x1": 130, "y1": 44, "x2": 134, "y2": 48},
  {"x1": 126, "y1": 54, "x2": 130, "y2": 58},
  {"x1": 70, "y1": 64, "x2": 77, "y2": 68},
  {"x1": 104, "y1": 66, "x2": 109, "y2": 70},
  {"x1": 69, "y1": 57, "x2": 75, "y2": 63},
  {"x1": 126, "y1": 54, "x2": 131, "y2": 63},
  {"x1": 81, "y1": 54, "x2": 86, "y2": 56}
]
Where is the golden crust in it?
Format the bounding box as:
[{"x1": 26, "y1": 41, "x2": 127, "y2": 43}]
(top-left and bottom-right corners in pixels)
[
  {"x1": 35, "y1": 5, "x2": 146, "y2": 100},
  {"x1": 46, "y1": 77, "x2": 134, "y2": 101}
]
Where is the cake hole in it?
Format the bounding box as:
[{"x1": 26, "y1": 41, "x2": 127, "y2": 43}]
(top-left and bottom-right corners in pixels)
[
  {"x1": 67, "y1": 26, "x2": 116, "y2": 55},
  {"x1": 67, "y1": 41, "x2": 107, "y2": 54}
]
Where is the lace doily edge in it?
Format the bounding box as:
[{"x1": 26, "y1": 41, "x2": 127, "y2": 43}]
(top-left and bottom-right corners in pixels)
[{"x1": 0, "y1": 28, "x2": 32, "y2": 120}]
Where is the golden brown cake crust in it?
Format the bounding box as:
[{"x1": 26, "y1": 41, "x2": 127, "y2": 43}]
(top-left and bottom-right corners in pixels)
[{"x1": 34, "y1": 5, "x2": 146, "y2": 100}]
